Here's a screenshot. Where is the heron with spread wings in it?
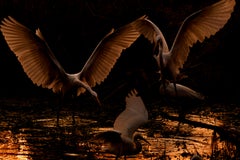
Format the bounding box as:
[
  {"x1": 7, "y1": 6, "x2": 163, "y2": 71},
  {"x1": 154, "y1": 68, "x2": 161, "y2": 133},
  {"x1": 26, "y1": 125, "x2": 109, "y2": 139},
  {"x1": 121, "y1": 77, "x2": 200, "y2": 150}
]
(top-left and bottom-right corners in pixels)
[
  {"x1": 92, "y1": 89, "x2": 149, "y2": 159},
  {"x1": 0, "y1": 15, "x2": 147, "y2": 125},
  {"x1": 132, "y1": 0, "x2": 236, "y2": 97}
]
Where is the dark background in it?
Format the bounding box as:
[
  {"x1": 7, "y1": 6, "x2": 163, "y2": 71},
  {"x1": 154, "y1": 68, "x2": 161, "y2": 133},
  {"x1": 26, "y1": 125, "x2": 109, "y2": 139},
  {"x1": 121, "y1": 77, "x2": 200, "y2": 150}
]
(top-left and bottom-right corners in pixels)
[{"x1": 0, "y1": 0, "x2": 239, "y2": 103}]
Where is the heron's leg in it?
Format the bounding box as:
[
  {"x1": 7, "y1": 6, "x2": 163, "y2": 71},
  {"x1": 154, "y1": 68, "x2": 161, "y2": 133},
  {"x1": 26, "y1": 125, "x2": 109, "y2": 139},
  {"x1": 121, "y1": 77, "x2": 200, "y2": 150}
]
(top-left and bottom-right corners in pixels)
[
  {"x1": 56, "y1": 95, "x2": 65, "y2": 127},
  {"x1": 56, "y1": 110, "x2": 60, "y2": 127},
  {"x1": 70, "y1": 99, "x2": 76, "y2": 126},
  {"x1": 56, "y1": 96, "x2": 63, "y2": 127},
  {"x1": 71, "y1": 109, "x2": 76, "y2": 125},
  {"x1": 173, "y1": 81, "x2": 178, "y2": 97},
  {"x1": 78, "y1": 80, "x2": 101, "y2": 105}
]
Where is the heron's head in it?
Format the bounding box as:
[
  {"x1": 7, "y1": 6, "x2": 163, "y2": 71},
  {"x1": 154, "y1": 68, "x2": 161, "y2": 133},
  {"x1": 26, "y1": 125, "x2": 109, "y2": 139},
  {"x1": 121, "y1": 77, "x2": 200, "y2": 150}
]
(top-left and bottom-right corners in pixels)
[
  {"x1": 131, "y1": 133, "x2": 150, "y2": 155},
  {"x1": 90, "y1": 90, "x2": 101, "y2": 106},
  {"x1": 75, "y1": 85, "x2": 101, "y2": 106},
  {"x1": 90, "y1": 131, "x2": 122, "y2": 154},
  {"x1": 133, "y1": 133, "x2": 150, "y2": 145}
]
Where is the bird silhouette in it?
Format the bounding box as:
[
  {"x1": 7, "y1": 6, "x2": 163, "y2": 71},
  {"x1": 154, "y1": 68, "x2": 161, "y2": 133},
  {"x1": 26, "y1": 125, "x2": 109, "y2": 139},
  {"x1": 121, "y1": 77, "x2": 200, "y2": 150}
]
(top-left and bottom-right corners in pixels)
[
  {"x1": 132, "y1": 0, "x2": 236, "y2": 96},
  {"x1": 91, "y1": 89, "x2": 149, "y2": 160},
  {"x1": 159, "y1": 80, "x2": 205, "y2": 100},
  {"x1": 0, "y1": 15, "x2": 147, "y2": 125}
]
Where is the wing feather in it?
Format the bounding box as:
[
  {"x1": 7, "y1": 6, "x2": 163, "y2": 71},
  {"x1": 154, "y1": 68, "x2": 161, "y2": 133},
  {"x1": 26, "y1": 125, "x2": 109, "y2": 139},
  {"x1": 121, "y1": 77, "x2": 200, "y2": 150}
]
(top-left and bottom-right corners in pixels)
[
  {"x1": 79, "y1": 16, "x2": 147, "y2": 87},
  {"x1": 113, "y1": 89, "x2": 148, "y2": 139},
  {"x1": 168, "y1": 0, "x2": 235, "y2": 79},
  {"x1": 0, "y1": 16, "x2": 67, "y2": 93},
  {"x1": 131, "y1": 0, "x2": 235, "y2": 80}
]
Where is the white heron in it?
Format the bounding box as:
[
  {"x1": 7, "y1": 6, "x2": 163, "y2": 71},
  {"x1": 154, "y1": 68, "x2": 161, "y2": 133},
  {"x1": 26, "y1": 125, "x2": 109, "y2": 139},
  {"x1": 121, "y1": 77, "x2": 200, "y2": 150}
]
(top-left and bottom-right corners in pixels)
[
  {"x1": 0, "y1": 15, "x2": 147, "y2": 124},
  {"x1": 132, "y1": 0, "x2": 236, "y2": 96},
  {"x1": 91, "y1": 89, "x2": 149, "y2": 159},
  {"x1": 159, "y1": 80, "x2": 205, "y2": 100}
]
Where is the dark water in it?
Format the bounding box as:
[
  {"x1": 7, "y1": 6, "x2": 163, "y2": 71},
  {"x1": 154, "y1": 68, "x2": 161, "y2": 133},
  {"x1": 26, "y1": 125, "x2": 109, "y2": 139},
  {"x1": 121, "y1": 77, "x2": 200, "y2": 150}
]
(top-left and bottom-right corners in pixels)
[{"x1": 0, "y1": 97, "x2": 239, "y2": 160}]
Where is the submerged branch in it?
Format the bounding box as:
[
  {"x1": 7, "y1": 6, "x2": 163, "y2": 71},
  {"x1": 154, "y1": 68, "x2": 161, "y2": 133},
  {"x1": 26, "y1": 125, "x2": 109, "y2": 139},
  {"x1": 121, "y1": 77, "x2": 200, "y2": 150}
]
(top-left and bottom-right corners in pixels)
[{"x1": 159, "y1": 112, "x2": 240, "y2": 146}]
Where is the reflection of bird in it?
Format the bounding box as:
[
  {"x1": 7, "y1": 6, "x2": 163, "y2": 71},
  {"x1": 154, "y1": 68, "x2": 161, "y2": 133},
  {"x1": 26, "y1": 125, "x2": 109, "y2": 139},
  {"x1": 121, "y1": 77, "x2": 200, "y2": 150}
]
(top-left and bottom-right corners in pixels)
[
  {"x1": 133, "y1": 0, "x2": 236, "y2": 94},
  {"x1": 159, "y1": 80, "x2": 205, "y2": 100},
  {"x1": 92, "y1": 89, "x2": 149, "y2": 159},
  {"x1": 0, "y1": 16, "x2": 145, "y2": 124}
]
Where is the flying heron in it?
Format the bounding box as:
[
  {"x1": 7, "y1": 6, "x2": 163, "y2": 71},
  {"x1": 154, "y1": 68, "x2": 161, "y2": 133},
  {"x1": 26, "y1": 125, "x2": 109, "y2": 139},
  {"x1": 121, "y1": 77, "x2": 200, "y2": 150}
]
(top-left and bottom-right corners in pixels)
[
  {"x1": 91, "y1": 89, "x2": 149, "y2": 159},
  {"x1": 132, "y1": 0, "x2": 236, "y2": 96},
  {"x1": 0, "y1": 15, "x2": 147, "y2": 125}
]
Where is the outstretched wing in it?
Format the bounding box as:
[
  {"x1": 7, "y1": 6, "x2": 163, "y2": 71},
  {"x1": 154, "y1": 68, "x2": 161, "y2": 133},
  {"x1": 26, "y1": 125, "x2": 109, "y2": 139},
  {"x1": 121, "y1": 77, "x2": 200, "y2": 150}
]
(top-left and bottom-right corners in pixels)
[
  {"x1": 79, "y1": 16, "x2": 147, "y2": 88},
  {"x1": 168, "y1": 0, "x2": 235, "y2": 79},
  {"x1": 113, "y1": 89, "x2": 148, "y2": 139},
  {"x1": 0, "y1": 16, "x2": 67, "y2": 93}
]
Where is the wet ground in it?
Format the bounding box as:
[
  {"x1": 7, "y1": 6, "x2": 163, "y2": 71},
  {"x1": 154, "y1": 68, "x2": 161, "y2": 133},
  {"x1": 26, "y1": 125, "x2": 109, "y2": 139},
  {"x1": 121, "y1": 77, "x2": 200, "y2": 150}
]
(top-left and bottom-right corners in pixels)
[{"x1": 0, "y1": 96, "x2": 239, "y2": 160}]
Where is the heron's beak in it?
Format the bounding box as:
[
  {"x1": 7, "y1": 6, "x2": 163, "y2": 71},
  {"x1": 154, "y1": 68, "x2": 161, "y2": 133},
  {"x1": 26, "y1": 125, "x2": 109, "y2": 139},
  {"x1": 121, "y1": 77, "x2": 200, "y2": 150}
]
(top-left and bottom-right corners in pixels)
[
  {"x1": 140, "y1": 136, "x2": 150, "y2": 145},
  {"x1": 95, "y1": 96, "x2": 102, "y2": 106}
]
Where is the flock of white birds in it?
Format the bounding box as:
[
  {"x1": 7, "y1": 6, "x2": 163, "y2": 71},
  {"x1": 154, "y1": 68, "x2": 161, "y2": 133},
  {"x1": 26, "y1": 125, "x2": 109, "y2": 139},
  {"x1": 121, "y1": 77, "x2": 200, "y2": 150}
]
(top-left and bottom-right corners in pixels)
[{"x1": 0, "y1": 0, "x2": 236, "y2": 159}]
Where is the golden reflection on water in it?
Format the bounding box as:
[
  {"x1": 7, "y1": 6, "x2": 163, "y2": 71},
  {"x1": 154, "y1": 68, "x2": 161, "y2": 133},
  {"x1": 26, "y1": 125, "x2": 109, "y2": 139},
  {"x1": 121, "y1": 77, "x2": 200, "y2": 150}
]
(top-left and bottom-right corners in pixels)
[
  {"x1": 0, "y1": 116, "x2": 98, "y2": 160},
  {"x1": 92, "y1": 113, "x2": 235, "y2": 160},
  {"x1": 0, "y1": 104, "x2": 238, "y2": 160},
  {"x1": 0, "y1": 130, "x2": 32, "y2": 160},
  {"x1": 32, "y1": 116, "x2": 98, "y2": 127}
]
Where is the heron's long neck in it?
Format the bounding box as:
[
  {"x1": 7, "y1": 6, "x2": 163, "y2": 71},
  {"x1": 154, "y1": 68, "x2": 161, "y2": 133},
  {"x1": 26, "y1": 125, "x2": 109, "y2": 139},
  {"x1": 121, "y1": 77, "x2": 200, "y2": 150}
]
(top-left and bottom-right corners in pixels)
[
  {"x1": 69, "y1": 74, "x2": 95, "y2": 96},
  {"x1": 120, "y1": 137, "x2": 142, "y2": 156},
  {"x1": 132, "y1": 135, "x2": 143, "y2": 154},
  {"x1": 132, "y1": 141, "x2": 142, "y2": 154}
]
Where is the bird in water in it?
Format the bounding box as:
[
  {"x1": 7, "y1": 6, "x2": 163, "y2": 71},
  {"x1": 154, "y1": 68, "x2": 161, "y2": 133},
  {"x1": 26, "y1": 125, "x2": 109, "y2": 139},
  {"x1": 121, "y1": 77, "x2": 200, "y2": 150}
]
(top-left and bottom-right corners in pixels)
[
  {"x1": 91, "y1": 89, "x2": 150, "y2": 160},
  {"x1": 0, "y1": 15, "x2": 147, "y2": 125},
  {"x1": 159, "y1": 80, "x2": 205, "y2": 100},
  {"x1": 132, "y1": 0, "x2": 236, "y2": 97}
]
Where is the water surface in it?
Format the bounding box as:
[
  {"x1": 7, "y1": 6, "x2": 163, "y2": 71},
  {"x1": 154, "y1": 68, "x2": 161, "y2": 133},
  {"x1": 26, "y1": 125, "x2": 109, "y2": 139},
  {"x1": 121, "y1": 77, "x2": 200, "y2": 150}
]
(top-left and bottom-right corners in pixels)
[{"x1": 0, "y1": 97, "x2": 239, "y2": 159}]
